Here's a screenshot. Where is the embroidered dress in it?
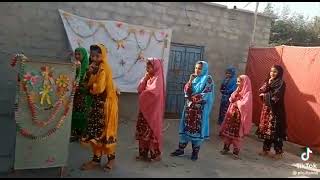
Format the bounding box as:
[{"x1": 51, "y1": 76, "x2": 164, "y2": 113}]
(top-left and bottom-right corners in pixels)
[
  {"x1": 81, "y1": 44, "x2": 119, "y2": 161},
  {"x1": 71, "y1": 47, "x2": 92, "y2": 138},
  {"x1": 178, "y1": 61, "x2": 215, "y2": 147},
  {"x1": 257, "y1": 65, "x2": 287, "y2": 154}
]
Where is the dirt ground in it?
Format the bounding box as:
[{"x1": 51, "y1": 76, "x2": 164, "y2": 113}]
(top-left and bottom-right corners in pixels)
[{"x1": 3, "y1": 119, "x2": 320, "y2": 178}]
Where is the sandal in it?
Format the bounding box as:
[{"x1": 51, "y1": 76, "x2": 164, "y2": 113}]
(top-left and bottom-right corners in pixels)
[
  {"x1": 80, "y1": 161, "x2": 100, "y2": 171},
  {"x1": 103, "y1": 159, "x2": 115, "y2": 172},
  {"x1": 220, "y1": 144, "x2": 230, "y2": 155},
  {"x1": 136, "y1": 155, "x2": 151, "y2": 162},
  {"x1": 258, "y1": 151, "x2": 269, "y2": 157},
  {"x1": 150, "y1": 155, "x2": 161, "y2": 162},
  {"x1": 232, "y1": 154, "x2": 240, "y2": 160},
  {"x1": 220, "y1": 149, "x2": 229, "y2": 155},
  {"x1": 170, "y1": 149, "x2": 184, "y2": 157},
  {"x1": 271, "y1": 153, "x2": 283, "y2": 160}
]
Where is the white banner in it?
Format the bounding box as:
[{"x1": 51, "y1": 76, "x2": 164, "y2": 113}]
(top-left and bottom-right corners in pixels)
[{"x1": 58, "y1": 9, "x2": 172, "y2": 92}]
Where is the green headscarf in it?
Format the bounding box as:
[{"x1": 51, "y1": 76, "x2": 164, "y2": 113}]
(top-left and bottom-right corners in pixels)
[{"x1": 75, "y1": 47, "x2": 89, "y2": 83}]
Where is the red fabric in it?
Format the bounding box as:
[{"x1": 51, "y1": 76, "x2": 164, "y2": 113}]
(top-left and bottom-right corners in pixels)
[
  {"x1": 138, "y1": 58, "x2": 165, "y2": 151},
  {"x1": 246, "y1": 45, "x2": 320, "y2": 152}
]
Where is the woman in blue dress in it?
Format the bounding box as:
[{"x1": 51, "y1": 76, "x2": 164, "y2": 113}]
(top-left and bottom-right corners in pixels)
[
  {"x1": 170, "y1": 61, "x2": 215, "y2": 161},
  {"x1": 218, "y1": 67, "x2": 237, "y2": 126}
]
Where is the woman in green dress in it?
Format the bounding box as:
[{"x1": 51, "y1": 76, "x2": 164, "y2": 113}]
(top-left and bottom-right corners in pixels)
[{"x1": 70, "y1": 47, "x2": 93, "y2": 142}]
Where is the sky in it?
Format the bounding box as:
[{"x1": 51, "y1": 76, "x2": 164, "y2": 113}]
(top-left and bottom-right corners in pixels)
[{"x1": 213, "y1": 2, "x2": 320, "y2": 19}]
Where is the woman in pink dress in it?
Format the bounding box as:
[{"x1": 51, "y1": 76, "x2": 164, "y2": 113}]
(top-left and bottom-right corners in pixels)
[
  {"x1": 135, "y1": 58, "x2": 165, "y2": 162},
  {"x1": 219, "y1": 75, "x2": 253, "y2": 159}
]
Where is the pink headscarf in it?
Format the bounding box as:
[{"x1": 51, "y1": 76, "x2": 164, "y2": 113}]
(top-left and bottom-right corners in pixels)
[
  {"x1": 234, "y1": 75, "x2": 253, "y2": 136},
  {"x1": 137, "y1": 58, "x2": 165, "y2": 150},
  {"x1": 220, "y1": 75, "x2": 253, "y2": 137}
]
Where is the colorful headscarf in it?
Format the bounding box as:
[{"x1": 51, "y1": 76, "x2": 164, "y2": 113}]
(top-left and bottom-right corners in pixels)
[
  {"x1": 222, "y1": 66, "x2": 237, "y2": 95},
  {"x1": 234, "y1": 75, "x2": 253, "y2": 135},
  {"x1": 75, "y1": 47, "x2": 89, "y2": 83},
  {"x1": 263, "y1": 65, "x2": 284, "y2": 107},
  {"x1": 192, "y1": 61, "x2": 210, "y2": 94}
]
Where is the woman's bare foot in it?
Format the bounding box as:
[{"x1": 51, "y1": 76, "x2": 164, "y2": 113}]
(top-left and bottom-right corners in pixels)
[
  {"x1": 103, "y1": 159, "x2": 115, "y2": 172},
  {"x1": 220, "y1": 150, "x2": 229, "y2": 155},
  {"x1": 80, "y1": 161, "x2": 100, "y2": 171},
  {"x1": 135, "y1": 155, "x2": 150, "y2": 162},
  {"x1": 232, "y1": 154, "x2": 240, "y2": 160},
  {"x1": 150, "y1": 155, "x2": 161, "y2": 162},
  {"x1": 258, "y1": 151, "x2": 269, "y2": 157},
  {"x1": 271, "y1": 153, "x2": 283, "y2": 160}
]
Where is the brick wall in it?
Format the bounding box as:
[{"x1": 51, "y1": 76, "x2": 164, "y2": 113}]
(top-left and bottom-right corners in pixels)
[{"x1": 0, "y1": 2, "x2": 271, "y2": 172}]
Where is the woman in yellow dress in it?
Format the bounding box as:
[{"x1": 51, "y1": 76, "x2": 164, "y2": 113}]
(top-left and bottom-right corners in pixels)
[{"x1": 80, "y1": 44, "x2": 119, "y2": 171}]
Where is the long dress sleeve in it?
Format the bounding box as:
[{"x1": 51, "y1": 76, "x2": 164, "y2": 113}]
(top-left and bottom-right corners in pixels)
[
  {"x1": 190, "y1": 76, "x2": 214, "y2": 105},
  {"x1": 198, "y1": 77, "x2": 214, "y2": 104},
  {"x1": 226, "y1": 82, "x2": 237, "y2": 95},
  {"x1": 90, "y1": 70, "x2": 106, "y2": 95},
  {"x1": 271, "y1": 82, "x2": 287, "y2": 139},
  {"x1": 236, "y1": 92, "x2": 250, "y2": 111},
  {"x1": 236, "y1": 91, "x2": 253, "y2": 136},
  {"x1": 259, "y1": 82, "x2": 269, "y2": 93},
  {"x1": 137, "y1": 78, "x2": 148, "y2": 94}
]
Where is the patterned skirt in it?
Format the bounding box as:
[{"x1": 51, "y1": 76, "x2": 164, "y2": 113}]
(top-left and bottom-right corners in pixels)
[
  {"x1": 82, "y1": 94, "x2": 105, "y2": 141},
  {"x1": 258, "y1": 104, "x2": 276, "y2": 140},
  {"x1": 71, "y1": 87, "x2": 91, "y2": 134},
  {"x1": 221, "y1": 104, "x2": 241, "y2": 140},
  {"x1": 135, "y1": 112, "x2": 160, "y2": 153}
]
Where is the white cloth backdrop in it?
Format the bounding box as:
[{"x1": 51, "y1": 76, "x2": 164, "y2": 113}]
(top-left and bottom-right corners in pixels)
[{"x1": 59, "y1": 9, "x2": 172, "y2": 92}]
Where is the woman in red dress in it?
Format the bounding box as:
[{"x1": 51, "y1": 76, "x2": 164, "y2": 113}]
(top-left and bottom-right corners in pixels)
[{"x1": 257, "y1": 65, "x2": 287, "y2": 160}]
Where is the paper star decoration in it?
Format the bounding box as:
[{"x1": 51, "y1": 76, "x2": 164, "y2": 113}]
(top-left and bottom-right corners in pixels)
[
  {"x1": 139, "y1": 29, "x2": 145, "y2": 35},
  {"x1": 63, "y1": 12, "x2": 71, "y2": 18},
  {"x1": 128, "y1": 28, "x2": 136, "y2": 33},
  {"x1": 116, "y1": 22, "x2": 123, "y2": 28},
  {"x1": 76, "y1": 38, "x2": 84, "y2": 47},
  {"x1": 86, "y1": 20, "x2": 96, "y2": 29},
  {"x1": 137, "y1": 51, "x2": 145, "y2": 62},
  {"x1": 116, "y1": 40, "x2": 125, "y2": 49},
  {"x1": 119, "y1": 59, "x2": 126, "y2": 67}
]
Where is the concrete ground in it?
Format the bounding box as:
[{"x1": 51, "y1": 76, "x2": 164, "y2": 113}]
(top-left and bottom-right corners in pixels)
[{"x1": 3, "y1": 119, "x2": 320, "y2": 178}]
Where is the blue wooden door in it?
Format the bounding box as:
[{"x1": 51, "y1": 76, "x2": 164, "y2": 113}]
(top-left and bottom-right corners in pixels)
[{"x1": 165, "y1": 43, "x2": 204, "y2": 118}]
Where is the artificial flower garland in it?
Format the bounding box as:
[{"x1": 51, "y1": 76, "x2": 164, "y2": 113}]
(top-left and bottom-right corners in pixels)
[{"x1": 12, "y1": 54, "x2": 80, "y2": 141}]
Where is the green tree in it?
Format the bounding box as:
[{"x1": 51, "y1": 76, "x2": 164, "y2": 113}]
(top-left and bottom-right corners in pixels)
[{"x1": 263, "y1": 3, "x2": 320, "y2": 46}]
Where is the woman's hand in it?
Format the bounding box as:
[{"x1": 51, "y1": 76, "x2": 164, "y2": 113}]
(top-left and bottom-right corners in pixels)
[
  {"x1": 189, "y1": 74, "x2": 196, "y2": 83},
  {"x1": 89, "y1": 63, "x2": 99, "y2": 75},
  {"x1": 75, "y1": 60, "x2": 81, "y2": 68},
  {"x1": 144, "y1": 73, "x2": 150, "y2": 80},
  {"x1": 116, "y1": 87, "x2": 121, "y2": 96}
]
